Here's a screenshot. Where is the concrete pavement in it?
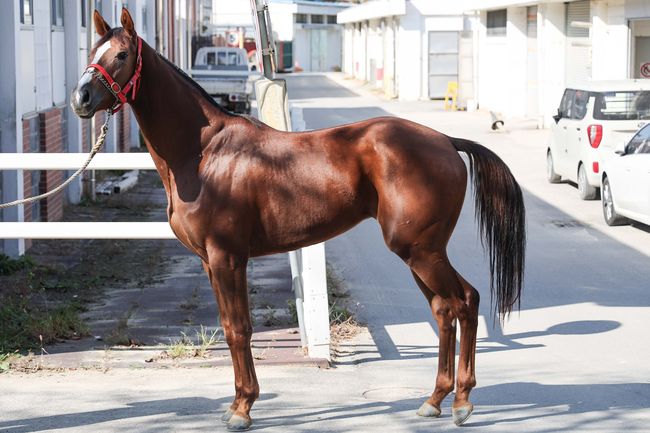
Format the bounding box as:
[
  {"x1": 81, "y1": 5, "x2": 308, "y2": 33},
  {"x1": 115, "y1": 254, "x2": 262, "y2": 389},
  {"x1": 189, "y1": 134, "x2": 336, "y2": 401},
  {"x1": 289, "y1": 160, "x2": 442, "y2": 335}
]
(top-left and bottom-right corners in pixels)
[{"x1": 1, "y1": 73, "x2": 649, "y2": 432}]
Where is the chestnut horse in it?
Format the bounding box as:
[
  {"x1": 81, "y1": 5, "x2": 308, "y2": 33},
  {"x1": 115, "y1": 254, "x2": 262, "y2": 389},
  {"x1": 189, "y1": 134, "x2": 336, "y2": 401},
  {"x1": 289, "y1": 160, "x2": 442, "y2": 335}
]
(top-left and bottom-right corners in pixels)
[{"x1": 71, "y1": 9, "x2": 525, "y2": 431}]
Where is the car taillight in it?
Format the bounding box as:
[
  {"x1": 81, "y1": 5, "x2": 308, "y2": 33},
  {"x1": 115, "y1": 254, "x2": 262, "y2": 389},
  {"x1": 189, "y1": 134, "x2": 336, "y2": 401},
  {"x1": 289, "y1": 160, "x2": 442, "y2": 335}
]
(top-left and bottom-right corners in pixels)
[
  {"x1": 587, "y1": 124, "x2": 603, "y2": 148},
  {"x1": 592, "y1": 161, "x2": 599, "y2": 173}
]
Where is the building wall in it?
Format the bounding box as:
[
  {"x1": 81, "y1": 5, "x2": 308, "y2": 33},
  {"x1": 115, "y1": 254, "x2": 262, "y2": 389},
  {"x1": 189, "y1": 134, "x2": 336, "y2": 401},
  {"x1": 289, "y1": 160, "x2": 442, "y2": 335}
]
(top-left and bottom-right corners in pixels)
[
  {"x1": 1, "y1": 0, "x2": 161, "y2": 255},
  {"x1": 397, "y1": 3, "x2": 423, "y2": 100},
  {"x1": 591, "y1": 0, "x2": 627, "y2": 80},
  {"x1": 538, "y1": 2, "x2": 567, "y2": 127},
  {"x1": 0, "y1": 0, "x2": 25, "y2": 256},
  {"x1": 269, "y1": 2, "x2": 296, "y2": 41}
]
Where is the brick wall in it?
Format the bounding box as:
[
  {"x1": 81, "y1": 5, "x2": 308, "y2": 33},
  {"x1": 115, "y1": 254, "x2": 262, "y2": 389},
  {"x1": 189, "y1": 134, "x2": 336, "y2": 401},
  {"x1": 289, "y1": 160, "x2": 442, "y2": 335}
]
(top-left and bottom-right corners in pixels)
[
  {"x1": 22, "y1": 119, "x2": 32, "y2": 223},
  {"x1": 38, "y1": 107, "x2": 64, "y2": 222}
]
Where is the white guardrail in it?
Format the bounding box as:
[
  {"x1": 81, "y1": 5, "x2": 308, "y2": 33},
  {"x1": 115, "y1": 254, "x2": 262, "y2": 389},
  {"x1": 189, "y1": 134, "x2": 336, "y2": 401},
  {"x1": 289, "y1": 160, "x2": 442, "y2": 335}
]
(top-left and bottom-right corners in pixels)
[{"x1": 0, "y1": 153, "x2": 173, "y2": 239}]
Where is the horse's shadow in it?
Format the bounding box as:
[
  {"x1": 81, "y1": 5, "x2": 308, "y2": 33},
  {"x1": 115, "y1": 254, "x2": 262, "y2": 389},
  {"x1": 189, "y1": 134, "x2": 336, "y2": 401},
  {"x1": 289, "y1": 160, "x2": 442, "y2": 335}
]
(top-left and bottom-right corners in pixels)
[
  {"x1": 253, "y1": 382, "x2": 648, "y2": 432},
  {"x1": 333, "y1": 319, "x2": 621, "y2": 366},
  {"x1": 1, "y1": 382, "x2": 646, "y2": 432}
]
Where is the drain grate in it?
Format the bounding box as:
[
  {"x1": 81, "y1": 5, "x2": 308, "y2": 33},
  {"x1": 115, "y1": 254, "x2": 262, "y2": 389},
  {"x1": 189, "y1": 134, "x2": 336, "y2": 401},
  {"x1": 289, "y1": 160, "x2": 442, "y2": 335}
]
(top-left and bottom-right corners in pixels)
[{"x1": 550, "y1": 219, "x2": 586, "y2": 228}]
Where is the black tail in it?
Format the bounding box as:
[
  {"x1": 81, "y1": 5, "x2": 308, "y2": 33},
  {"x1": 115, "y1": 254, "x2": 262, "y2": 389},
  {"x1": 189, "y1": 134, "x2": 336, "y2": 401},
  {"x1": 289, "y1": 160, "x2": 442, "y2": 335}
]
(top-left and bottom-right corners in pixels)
[{"x1": 449, "y1": 136, "x2": 526, "y2": 319}]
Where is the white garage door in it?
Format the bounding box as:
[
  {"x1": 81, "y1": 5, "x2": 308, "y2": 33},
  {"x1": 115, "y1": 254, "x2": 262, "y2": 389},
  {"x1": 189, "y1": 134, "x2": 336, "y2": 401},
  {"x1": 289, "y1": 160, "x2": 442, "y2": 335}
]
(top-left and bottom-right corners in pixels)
[
  {"x1": 565, "y1": 0, "x2": 591, "y2": 85},
  {"x1": 428, "y1": 31, "x2": 458, "y2": 99}
]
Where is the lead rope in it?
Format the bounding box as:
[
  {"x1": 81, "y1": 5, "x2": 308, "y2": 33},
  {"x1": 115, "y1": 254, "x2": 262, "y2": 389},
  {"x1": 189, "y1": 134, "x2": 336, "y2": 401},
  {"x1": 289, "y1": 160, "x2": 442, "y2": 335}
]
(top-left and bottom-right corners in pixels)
[{"x1": 0, "y1": 111, "x2": 112, "y2": 210}]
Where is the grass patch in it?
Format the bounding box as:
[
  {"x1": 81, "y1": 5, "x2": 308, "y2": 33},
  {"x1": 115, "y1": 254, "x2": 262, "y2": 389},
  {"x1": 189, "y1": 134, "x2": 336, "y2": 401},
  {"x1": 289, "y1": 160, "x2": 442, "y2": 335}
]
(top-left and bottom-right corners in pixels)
[
  {"x1": 0, "y1": 353, "x2": 19, "y2": 372},
  {"x1": 0, "y1": 298, "x2": 89, "y2": 355},
  {"x1": 0, "y1": 254, "x2": 35, "y2": 276},
  {"x1": 161, "y1": 326, "x2": 221, "y2": 360}
]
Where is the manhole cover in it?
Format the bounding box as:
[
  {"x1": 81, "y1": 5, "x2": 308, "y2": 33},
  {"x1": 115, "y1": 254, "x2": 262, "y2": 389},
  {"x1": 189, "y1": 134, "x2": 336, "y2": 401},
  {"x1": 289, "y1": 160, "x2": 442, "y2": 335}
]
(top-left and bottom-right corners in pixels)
[
  {"x1": 362, "y1": 387, "x2": 429, "y2": 402},
  {"x1": 550, "y1": 219, "x2": 586, "y2": 228}
]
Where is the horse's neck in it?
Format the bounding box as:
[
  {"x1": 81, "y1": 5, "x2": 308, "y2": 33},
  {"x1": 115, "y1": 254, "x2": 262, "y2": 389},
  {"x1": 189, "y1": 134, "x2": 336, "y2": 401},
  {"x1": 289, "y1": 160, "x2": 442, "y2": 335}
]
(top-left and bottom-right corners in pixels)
[{"x1": 130, "y1": 43, "x2": 227, "y2": 168}]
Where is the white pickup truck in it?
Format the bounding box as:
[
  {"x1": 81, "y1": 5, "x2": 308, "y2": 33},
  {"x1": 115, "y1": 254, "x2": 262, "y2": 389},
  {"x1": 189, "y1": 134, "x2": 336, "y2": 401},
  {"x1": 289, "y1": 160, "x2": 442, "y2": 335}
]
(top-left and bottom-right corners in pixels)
[{"x1": 190, "y1": 47, "x2": 257, "y2": 114}]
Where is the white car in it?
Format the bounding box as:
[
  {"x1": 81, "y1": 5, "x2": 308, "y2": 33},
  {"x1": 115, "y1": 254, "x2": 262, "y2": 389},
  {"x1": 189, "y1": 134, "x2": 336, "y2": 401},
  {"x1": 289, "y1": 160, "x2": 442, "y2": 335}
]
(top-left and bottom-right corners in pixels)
[
  {"x1": 600, "y1": 123, "x2": 650, "y2": 226},
  {"x1": 546, "y1": 80, "x2": 650, "y2": 200}
]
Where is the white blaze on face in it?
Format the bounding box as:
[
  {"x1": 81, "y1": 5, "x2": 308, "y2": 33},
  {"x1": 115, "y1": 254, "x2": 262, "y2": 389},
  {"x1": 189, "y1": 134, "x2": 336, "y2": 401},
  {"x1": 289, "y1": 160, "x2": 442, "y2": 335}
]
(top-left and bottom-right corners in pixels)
[
  {"x1": 92, "y1": 40, "x2": 112, "y2": 64},
  {"x1": 78, "y1": 40, "x2": 112, "y2": 87}
]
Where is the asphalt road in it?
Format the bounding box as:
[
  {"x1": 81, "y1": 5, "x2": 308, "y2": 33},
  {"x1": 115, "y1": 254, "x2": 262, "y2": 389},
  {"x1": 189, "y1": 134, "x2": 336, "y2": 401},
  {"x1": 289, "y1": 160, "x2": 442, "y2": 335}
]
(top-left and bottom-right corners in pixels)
[{"x1": 1, "y1": 73, "x2": 649, "y2": 433}]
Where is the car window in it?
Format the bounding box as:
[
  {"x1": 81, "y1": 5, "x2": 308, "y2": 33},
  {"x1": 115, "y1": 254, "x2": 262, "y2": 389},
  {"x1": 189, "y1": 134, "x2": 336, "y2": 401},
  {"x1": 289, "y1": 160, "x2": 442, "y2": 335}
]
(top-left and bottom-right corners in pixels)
[
  {"x1": 572, "y1": 90, "x2": 590, "y2": 120},
  {"x1": 626, "y1": 125, "x2": 650, "y2": 154},
  {"x1": 594, "y1": 91, "x2": 650, "y2": 120},
  {"x1": 559, "y1": 89, "x2": 576, "y2": 119}
]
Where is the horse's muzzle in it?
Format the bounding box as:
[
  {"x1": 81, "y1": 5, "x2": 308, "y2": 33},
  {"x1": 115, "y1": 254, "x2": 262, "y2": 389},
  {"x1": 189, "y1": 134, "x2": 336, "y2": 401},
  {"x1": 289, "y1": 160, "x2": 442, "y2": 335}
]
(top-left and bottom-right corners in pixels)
[{"x1": 70, "y1": 85, "x2": 97, "y2": 118}]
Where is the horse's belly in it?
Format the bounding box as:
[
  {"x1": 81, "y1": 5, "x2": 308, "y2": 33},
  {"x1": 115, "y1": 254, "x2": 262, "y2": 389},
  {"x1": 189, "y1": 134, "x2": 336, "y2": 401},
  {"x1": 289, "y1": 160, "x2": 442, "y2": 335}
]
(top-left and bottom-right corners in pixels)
[{"x1": 251, "y1": 203, "x2": 367, "y2": 256}]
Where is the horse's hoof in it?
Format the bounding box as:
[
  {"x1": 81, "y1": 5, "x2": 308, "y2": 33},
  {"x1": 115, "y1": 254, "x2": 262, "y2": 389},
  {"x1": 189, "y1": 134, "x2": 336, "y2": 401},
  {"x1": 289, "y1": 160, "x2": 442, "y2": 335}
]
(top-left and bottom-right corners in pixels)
[
  {"x1": 416, "y1": 402, "x2": 441, "y2": 418},
  {"x1": 227, "y1": 414, "x2": 252, "y2": 431},
  {"x1": 452, "y1": 404, "x2": 474, "y2": 426},
  {"x1": 220, "y1": 408, "x2": 235, "y2": 423}
]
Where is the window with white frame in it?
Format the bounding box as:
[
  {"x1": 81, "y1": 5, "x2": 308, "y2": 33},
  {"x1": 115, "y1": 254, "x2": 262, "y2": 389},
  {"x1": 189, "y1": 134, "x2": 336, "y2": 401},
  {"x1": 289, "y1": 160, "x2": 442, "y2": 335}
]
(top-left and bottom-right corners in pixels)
[
  {"x1": 295, "y1": 13, "x2": 307, "y2": 24},
  {"x1": 487, "y1": 9, "x2": 507, "y2": 37},
  {"x1": 81, "y1": 0, "x2": 87, "y2": 27},
  {"x1": 20, "y1": 0, "x2": 34, "y2": 25},
  {"x1": 51, "y1": 0, "x2": 64, "y2": 27},
  {"x1": 311, "y1": 15, "x2": 324, "y2": 24}
]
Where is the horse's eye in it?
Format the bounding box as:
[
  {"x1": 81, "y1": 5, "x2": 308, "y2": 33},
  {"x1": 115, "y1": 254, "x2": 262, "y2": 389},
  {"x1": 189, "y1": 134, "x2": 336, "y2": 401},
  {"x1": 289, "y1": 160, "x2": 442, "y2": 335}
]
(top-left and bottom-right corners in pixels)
[{"x1": 117, "y1": 51, "x2": 128, "y2": 61}]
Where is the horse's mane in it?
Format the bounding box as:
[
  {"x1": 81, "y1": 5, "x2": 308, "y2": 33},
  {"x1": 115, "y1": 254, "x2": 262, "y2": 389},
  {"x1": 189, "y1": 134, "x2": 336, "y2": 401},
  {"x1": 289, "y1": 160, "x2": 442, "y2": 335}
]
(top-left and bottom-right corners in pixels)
[
  {"x1": 156, "y1": 52, "x2": 266, "y2": 127},
  {"x1": 155, "y1": 52, "x2": 237, "y2": 116}
]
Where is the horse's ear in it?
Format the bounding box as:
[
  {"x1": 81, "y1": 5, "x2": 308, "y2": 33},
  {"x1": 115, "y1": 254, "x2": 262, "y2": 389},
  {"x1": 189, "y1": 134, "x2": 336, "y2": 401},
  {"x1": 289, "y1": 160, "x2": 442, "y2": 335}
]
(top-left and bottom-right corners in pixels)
[
  {"x1": 121, "y1": 7, "x2": 136, "y2": 37},
  {"x1": 93, "y1": 10, "x2": 111, "y2": 37}
]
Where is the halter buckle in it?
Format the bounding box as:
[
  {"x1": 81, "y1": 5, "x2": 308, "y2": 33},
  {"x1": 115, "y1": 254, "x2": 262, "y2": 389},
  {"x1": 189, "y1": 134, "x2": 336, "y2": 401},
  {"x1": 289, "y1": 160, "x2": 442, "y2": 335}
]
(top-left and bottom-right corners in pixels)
[{"x1": 110, "y1": 82, "x2": 122, "y2": 93}]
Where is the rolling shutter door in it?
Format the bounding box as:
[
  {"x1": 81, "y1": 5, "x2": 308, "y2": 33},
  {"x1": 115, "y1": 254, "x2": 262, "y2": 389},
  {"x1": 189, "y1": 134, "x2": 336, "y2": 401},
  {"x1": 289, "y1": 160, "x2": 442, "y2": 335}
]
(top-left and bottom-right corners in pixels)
[
  {"x1": 428, "y1": 31, "x2": 459, "y2": 99},
  {"x1": 565, "y1": 0, "x2": 591, "y2": 84}
]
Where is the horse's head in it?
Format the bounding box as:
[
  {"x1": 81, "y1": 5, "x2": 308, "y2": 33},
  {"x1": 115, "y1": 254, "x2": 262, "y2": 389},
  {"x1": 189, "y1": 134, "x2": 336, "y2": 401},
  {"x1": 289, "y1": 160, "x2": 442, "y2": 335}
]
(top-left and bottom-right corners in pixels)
[{"x1": 71, "y1": 8, "x2": 140, "y2": 118}]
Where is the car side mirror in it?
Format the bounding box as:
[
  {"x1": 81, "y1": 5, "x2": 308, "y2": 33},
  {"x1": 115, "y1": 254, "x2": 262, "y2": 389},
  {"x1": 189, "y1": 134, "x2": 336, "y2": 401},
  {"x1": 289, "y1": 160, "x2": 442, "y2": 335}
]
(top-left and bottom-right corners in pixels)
[
  {"x1": 614, "y1": 140, "x2": 627, "y2": 156},
  {"x1": 553, "y1": 108, "x2": 563, "y2": 123}
]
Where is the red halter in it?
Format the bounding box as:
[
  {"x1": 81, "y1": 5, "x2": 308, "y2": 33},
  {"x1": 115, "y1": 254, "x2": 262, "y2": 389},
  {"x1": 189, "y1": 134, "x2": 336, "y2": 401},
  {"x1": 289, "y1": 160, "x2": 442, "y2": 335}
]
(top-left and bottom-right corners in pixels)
[{"x1": 85, "y1": 36, "x2": 143, "y2": 114}]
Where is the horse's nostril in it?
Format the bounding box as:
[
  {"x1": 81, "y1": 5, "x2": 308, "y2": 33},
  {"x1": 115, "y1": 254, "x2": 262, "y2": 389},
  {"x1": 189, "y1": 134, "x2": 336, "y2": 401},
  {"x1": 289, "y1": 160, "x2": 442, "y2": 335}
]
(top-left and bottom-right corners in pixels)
[{"x1": 81, "y1": 88, "x2": 91, "y2": 106}]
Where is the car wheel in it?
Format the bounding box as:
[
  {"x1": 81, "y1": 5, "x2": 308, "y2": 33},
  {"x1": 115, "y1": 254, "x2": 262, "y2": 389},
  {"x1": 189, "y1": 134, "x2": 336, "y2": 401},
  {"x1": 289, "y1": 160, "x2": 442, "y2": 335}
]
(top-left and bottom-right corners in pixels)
[
  {"x1": 577, "y1": 163, "x2": 598, "y2": 200},
  {"x1": 602, "y1": 177, "x2": 628, "y2": 226},
  {"x1": 546, "y1": 151, "x2": 561, "y2": 183}
]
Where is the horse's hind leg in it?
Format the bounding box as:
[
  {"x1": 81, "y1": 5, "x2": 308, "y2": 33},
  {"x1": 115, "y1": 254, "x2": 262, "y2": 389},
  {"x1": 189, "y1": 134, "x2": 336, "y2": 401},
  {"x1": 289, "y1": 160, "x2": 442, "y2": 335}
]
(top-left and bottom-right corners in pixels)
[
  {"x1": 412, "y1": 272, "x2": 456, "y2": 419},
  {"x1": 410, "y1": 253, "x2": 479, "y2": 426},
  {"x1": 452, "y1": 272, "x2": 480, "y2": 426}
]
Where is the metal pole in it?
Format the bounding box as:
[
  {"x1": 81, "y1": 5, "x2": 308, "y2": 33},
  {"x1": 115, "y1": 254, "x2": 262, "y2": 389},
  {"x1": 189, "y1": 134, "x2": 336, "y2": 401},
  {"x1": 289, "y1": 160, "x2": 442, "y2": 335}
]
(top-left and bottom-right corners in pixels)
[{"x1": 250, "y1": 0, "x2": 275, "y2": 79}]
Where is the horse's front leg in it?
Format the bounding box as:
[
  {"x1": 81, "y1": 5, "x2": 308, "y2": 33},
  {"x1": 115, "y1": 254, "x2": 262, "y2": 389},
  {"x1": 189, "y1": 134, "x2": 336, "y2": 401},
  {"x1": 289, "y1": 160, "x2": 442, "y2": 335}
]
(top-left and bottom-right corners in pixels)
[{"x1": 203, "y1": 251, "x2": 258, "y2": 431}]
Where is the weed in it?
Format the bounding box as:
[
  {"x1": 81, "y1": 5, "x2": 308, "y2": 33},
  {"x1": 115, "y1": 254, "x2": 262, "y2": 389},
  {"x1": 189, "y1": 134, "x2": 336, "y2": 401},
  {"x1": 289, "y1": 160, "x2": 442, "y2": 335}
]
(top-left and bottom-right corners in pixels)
[
  {"x1": 195, "y1": 325, "x2": 220, "y2": 357},
  {"x1": 167, "y1": 334, "x2": 194, "y2": 359},
  {"x1": 0, "y1": 352, "x2": 19, "y2": 373},
  {"x1": 0, "y1": 299, "x2": 89, "y2": 355},
  {"x1": 325, "y1": 265, "x2": 363, "y2": 354},
  {"x1": 163, "y1": 326, "x2": 220, "y2": 360},
  {"x1": 0, "y1": 254, "x2": 35, "y2": 276},
  {"x1": 326, "y1": 264, "x2": 355, "y2": 326},
  {"x1": 263, "y1": 306, "x2": 279, "y2": 327},
  {"x1": 105, "y1": 310, "x2": 134, "y2": 346},
  {"x1": 286, "y1": 299, "x2": 298, "y2": 325}
]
